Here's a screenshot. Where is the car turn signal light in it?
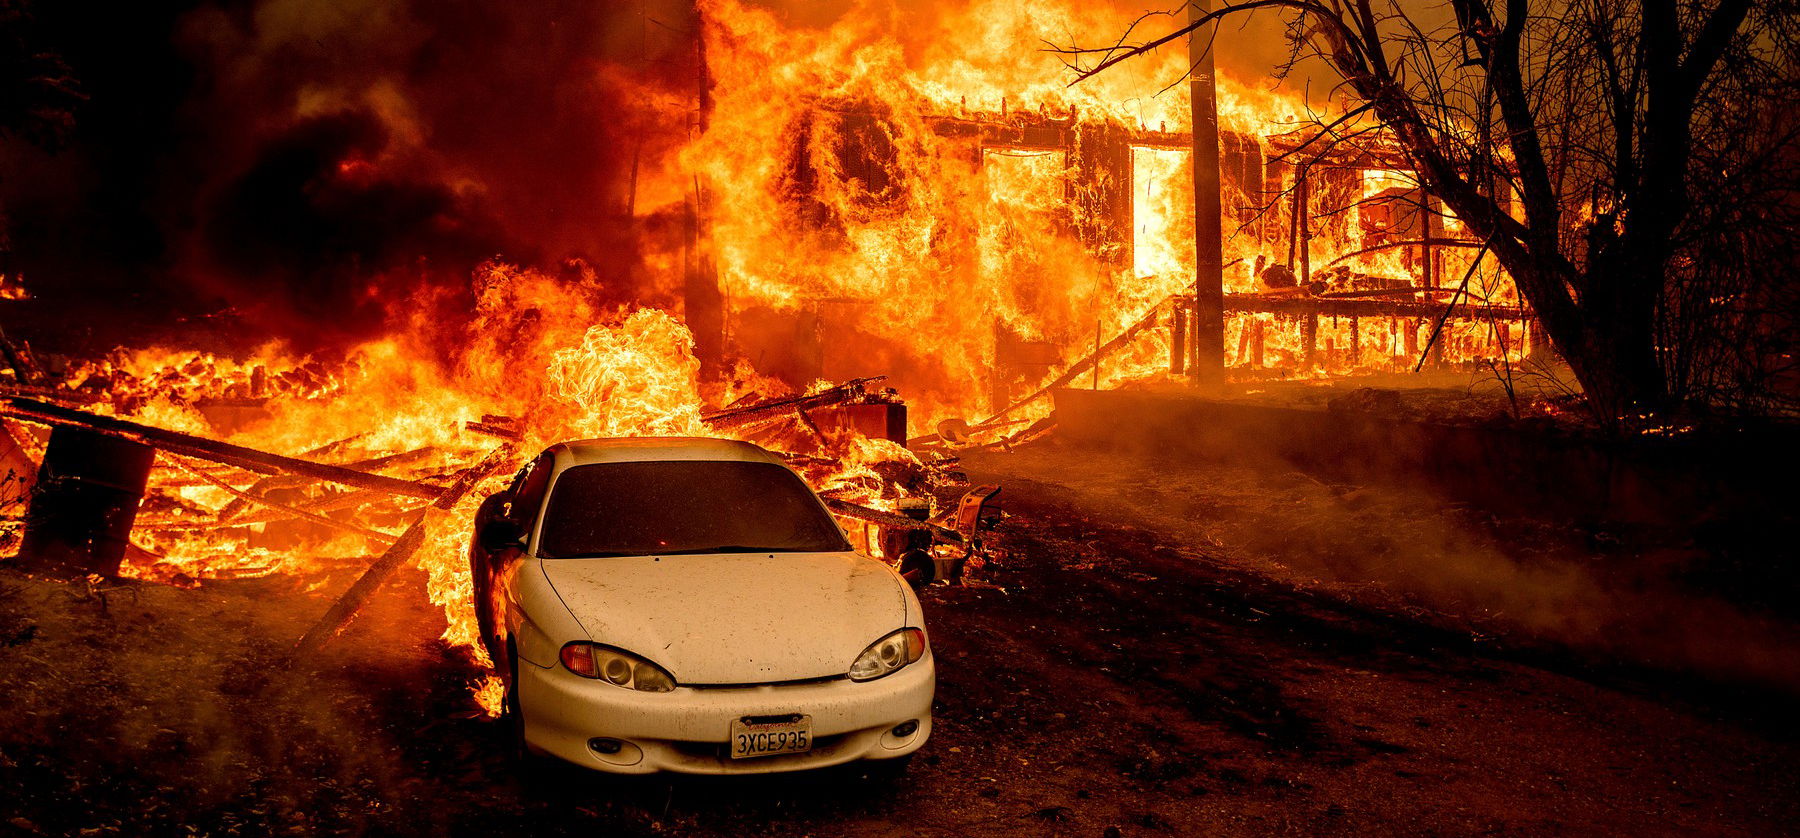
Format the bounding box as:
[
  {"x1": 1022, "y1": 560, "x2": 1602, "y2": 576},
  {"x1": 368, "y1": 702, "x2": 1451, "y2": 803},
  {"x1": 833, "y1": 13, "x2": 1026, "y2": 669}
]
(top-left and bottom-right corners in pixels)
[{"x1": 560, "y1": 642, "x2": 677, "y2": 692}]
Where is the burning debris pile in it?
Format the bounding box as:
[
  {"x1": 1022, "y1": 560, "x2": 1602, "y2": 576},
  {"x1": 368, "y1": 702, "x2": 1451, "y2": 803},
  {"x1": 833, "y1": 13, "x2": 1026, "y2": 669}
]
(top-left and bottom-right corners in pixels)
[{"x1": 0, "y1": 277, "x2": 1008, "y2": 714}]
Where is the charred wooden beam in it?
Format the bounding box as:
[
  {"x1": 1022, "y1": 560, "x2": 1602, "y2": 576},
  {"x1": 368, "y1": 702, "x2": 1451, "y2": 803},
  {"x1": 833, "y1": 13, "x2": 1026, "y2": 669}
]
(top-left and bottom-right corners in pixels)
[
  {"x1": 164, "y1": 456, "x2": 402, "y2": 545},
  {"x1": 463, "y1": 420, "x2": 523, "y2": 441},
  {"x1": 293, "y1": 444, "x2": 517, "y2": 658},
  {"x1": 980, "y1": 295, "x2": 1171, "y2": 429},
  {"x1": 703, "y1": 376, "x2": 887, "y2": 429},
  {"x1": 1170, "y1": 300, "x2": 1188, "y2": 376},
  {"x1": 821, "y1": 497, "x2": 962, "y2": 545},
  {"x1": 0, "y1": 398, "x2": 440, "y2": 499},
  {"x1": 0, "y1": 384, "x2": 106, "y2": 406},
  {"x1": 1223, "y1": 293, "x2": 1529, "y2": 321},
  {"x1": 227, "y1": 489, "x2": 397, "y2": 526},
  {"x1": 299, "y1": 434, "x2": 370, "y2": 460},
  {"x1": 920, "y1": 113, "x2": 1242, "y2": 154},
  {"x1": 923, "y1": 115, "x2": 1073, "y2": 150},
  {"x1": 1264, "y1": 129, "x2": 1414, "y2": 170},
  {"x1": 1317, "y1": 286, "x2": 1479, "y2": 300},
  {"x1": 962, "y1": 414, "x2": 1057, "y2": 453},
  {"x1": 1318, "y1": 237, "x2": 1486, "y2": 271}
]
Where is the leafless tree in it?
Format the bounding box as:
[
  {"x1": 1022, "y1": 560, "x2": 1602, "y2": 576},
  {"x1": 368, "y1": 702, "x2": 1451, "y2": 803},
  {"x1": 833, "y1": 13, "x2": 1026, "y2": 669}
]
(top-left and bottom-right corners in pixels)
[{"x1": 1056, "y1": 0, "x2": 1799, "y2": 425}]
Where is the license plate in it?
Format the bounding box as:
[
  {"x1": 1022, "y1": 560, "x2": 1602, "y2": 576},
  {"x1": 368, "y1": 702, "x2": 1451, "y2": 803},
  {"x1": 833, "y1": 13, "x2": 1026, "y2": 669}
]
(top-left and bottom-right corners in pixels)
[{"x1": 729, "y1": 714, "x2": 813, "y2": 759}]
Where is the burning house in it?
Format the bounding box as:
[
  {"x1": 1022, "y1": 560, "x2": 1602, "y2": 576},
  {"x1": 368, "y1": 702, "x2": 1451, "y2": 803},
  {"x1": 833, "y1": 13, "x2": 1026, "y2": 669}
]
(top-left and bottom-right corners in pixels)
[{"x1": 682, "y1": 0, "x2": 1539, "y2": 432}]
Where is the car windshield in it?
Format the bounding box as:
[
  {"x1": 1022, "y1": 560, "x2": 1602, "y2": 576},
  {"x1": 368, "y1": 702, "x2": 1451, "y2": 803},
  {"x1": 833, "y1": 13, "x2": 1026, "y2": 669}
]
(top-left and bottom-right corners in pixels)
[{"x1": 536, "y1": 459, "x2": 852, "y2": 559}]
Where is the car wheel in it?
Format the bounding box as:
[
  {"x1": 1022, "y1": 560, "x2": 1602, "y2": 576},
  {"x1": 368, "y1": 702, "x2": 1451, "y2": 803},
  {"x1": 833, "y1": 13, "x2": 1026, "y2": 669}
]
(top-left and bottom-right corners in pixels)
[
  {"x1": 472, "y1": 558, "x2": 499, "y2": 667},
  {"x1": 504, "y1": 640, "x2": 531, "y2": 762}
]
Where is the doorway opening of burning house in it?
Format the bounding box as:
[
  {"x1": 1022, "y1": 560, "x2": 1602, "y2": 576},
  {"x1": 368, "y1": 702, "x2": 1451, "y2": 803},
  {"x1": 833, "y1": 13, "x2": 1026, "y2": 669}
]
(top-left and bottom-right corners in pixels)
[{"x1": 982, "y1": 146, "x2": 1071, "y2": 414}]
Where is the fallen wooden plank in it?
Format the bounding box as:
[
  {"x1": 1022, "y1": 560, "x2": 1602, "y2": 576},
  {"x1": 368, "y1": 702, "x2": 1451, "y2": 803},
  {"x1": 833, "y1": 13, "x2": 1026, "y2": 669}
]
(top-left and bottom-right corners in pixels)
[
  {"x1": 298, "y1": 434, "x2": 370, "y2": 460},
  {"x1": 292, "y1": 444, "x2": 516, "y2": 658},
  {"x1": 464, "y1": 420, "x2": 523, "y2": 441},
  {"x1": 225, "y1": 446, "x2": 444, "y2": 504},
  {"x1": 705, "y1": 377, "x2": 887, "y2": 429},
  {"x1": 960, "y1": 414, "x2": 1057, "y2": 453},
  {"x1": 163, "y1": 455, "x2": 403, "y2": 545},
  {"x1": 149, "y1": 463, "x2": 257, "y2": 488},
  {"x1": 0, "y1": 397, "x2": 439, "y2": 499},
  {"x1": 821, "y1": 497, "x2": 962, "y2": 544},
  {"x1": 975, "y1": 296, "x2": 1170, "y2": 431},
  {"x1": 1224, "y1": 291, "x2": 1528, "y2": 320},
  {"x1": 214, "y1": 474, "x2": 280, "y2": 521},
  {"x1": 227, "y1": 489, "x2": 402, "y2": 526},
  {"x1": 0, "y1": 384, "x2": 106, "y2": 406}
]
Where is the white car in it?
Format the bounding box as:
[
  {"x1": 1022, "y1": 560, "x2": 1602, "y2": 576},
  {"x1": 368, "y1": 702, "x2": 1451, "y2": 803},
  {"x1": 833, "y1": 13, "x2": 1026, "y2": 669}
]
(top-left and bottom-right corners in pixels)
[{"x1": 469, "y1": 437, "x2": 934, "y2": 775}]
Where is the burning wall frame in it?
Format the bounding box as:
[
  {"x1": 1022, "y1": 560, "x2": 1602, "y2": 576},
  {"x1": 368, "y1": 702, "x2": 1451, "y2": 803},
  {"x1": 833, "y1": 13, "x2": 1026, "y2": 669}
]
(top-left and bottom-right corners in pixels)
[{"x1": 766, "y1": 100, "x2": 1542, "y2": 401}]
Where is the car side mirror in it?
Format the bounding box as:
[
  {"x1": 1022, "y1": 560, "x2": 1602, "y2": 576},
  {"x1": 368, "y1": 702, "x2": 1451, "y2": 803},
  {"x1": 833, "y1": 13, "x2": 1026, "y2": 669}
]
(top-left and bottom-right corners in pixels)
[{"x1": 480, "y1": 519, "x2": 527, "y2": 552}]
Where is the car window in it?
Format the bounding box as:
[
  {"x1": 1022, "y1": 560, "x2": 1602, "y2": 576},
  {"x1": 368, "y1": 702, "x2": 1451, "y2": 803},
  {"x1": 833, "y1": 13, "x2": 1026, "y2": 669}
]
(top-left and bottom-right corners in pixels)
[{"x1": 537, "y1": 460, "x2": 851, "y2": 559}]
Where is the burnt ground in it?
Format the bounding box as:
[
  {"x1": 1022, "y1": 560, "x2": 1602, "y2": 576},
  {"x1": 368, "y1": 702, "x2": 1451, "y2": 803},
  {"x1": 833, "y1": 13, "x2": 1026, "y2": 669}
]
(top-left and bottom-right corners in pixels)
[{"x1": 3, "y1": 440, "x2": 1799, "y2": 836}]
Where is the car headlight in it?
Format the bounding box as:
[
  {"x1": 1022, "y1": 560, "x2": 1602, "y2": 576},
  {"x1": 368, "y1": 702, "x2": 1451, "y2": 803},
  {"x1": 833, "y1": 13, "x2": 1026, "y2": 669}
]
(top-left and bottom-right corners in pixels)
[
  {"x1": 848, "y1": 628, "x2": 927, "y2": 682},
  {"x1": 559, "y1": 642, "x2": 677, "y2": 692}
]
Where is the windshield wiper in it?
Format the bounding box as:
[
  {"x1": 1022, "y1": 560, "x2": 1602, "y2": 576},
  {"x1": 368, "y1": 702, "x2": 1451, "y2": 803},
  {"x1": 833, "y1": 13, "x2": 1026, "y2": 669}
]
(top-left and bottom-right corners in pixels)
[
  {"x1": 544, "y1": 546, "x2": 796, "y2": 559},
  {"x1": 650, "y1": 545, "x2": 798, "y2": 556}
]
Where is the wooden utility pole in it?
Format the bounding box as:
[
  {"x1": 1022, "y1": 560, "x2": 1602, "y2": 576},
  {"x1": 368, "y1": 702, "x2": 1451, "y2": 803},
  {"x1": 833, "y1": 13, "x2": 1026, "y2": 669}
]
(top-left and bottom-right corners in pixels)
[
  {"x1": 685, "y1": 1, "x2": 724, "y2": 378},
  {"x1": 1188, "y1": 0, "x2": 1225, "y2": 389}
]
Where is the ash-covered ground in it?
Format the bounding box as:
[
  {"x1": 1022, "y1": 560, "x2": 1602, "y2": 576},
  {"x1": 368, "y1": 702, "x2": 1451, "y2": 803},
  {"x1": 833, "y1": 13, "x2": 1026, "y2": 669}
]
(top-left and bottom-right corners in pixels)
[{"x1": 1, "y1": 440, "x2": 1796, "y2": 837}]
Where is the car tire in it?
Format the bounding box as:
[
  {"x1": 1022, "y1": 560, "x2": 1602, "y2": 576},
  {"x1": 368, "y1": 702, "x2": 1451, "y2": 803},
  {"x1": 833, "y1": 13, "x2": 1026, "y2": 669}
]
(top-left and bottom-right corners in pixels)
[
  {"x1": 504, "y1": 640, "x2": 533, "y2": 764},
  {"x1": 501, "y1": 652, "x2": 568, "y2": 793},
  {"x1": 474, "y1": 570, "x2": 504, "y2": 673}
]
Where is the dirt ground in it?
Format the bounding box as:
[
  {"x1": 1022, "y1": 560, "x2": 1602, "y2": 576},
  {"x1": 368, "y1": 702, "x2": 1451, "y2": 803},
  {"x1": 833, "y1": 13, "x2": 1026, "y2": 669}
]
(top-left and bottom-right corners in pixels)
[{"x1": 2, "y1": 440, "x2": 1797, "y2": 837}]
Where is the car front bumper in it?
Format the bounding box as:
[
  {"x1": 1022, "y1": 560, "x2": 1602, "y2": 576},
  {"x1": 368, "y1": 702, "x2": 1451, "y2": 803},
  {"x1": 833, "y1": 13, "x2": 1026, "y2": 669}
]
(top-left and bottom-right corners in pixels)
[{"x1": 517, "y1": 652, "x2": 935, "y2": 774}]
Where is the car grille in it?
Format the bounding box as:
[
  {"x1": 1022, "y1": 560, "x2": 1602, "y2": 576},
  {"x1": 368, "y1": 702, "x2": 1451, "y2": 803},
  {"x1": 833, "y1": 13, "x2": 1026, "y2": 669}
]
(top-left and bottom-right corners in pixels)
[{"x1": 681, "y1": 673, "x2": 848, "y2": 690}]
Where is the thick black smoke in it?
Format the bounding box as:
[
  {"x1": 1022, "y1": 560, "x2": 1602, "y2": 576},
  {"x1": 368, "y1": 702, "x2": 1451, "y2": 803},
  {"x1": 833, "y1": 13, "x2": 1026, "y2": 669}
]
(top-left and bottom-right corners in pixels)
[{"x1": 0, "y1": 0, "x2": 697, "y2": 354}]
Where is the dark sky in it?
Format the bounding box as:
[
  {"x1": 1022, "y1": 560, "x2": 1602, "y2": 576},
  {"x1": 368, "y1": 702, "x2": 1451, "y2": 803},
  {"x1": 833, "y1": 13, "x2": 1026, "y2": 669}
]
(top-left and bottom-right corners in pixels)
[
  {"x1": 3, "y1": 2, "x2": 201, "y2": 334},
  {"x1": 0, "y1": 0, "x2": 697, "y2": 354}
]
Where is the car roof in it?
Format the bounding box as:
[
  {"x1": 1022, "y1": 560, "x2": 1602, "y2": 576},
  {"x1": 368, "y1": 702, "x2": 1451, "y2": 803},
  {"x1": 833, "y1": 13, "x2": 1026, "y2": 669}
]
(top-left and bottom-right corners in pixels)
[{"x1": 548, "y1": 437, "x2": 785, "y2": 470}]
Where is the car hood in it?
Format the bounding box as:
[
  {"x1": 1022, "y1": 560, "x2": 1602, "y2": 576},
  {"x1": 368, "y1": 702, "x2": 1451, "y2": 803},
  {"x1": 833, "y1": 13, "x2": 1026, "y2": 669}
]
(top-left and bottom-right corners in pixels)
[{"x1": 537, "y1": 551, "x2": 910, "y2": 684}]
